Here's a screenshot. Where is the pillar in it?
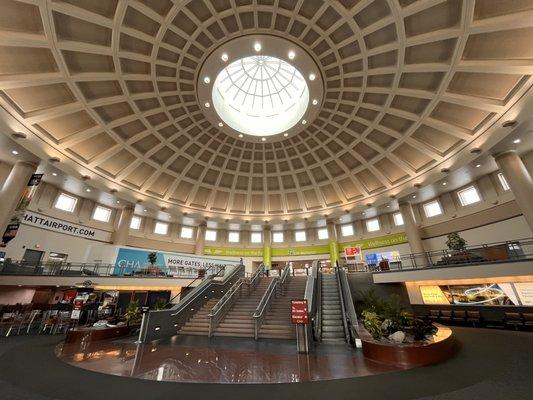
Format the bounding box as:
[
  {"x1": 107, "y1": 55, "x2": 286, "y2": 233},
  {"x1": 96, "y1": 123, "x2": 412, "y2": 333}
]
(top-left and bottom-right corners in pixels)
[
  {"x1": 494, "y1": 150, "x2": 533, "y2": 232},
  {"x1": 194, "y1": 222, "x2": 207, "y2": 255},
  {"x1": 398, "y1": 201, "x2": 429, "y2": 266},
  {"x1": 0, "y1": 160, "x2": 38, "y2": 234},
  {"x1": 262, "y1": 225, "x2": 271, "y2": 269},
  {"x1": 112, "y1": 204, "x2": 134, "y2": 246},
  {"x1": 327, "y1": 220, "x2": 339, "y2": 267}
]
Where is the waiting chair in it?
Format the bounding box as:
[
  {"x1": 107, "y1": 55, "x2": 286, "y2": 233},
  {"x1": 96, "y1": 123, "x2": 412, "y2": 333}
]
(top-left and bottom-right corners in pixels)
[
  {"x1": 440, "y1": 310, "x2": 452, "y2": 323},
  {"x1": 453, "y1": 310, "x2": 466, "y2": 324},
  {"x1": 504, "y1": 312, "x2": 522, "y2": 330},
  {"x1": 428, "y1": 310, "x2": 440, "y2": 321},
  {"x1": 466, "y1": 311, "x2": 481, "y2": 327},
  {"x1": 522, "y1": 313, "x2": 533, "y2": 328}
]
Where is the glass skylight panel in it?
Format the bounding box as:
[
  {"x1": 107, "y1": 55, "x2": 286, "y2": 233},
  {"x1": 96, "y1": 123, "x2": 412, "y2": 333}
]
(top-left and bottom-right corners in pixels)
[
  {"x1": 130, "y1": 216, "x2": 142, "y2": 230},
  {"x1": 54, "y1": 193, "x2": 77, "y2": 213},
  {"x1": 341, "y1": 224, "x2": 354, "y2": 237},
  {"x1": 366, "y1": 218, "x2": 380, "y2": 232},
  {"x1": 228, "y1": 231, "x2": 240, "y2": 243},
  {"x1": 212, "y1": 56, "x2": 309, "y2": 136},
  {"x1": 295, "y1": 230, "x2": 306, "y2": 242},
  {"x1": 498, "y1": 173, "x2": 510, "y2": 191},
  {"x1": 205, "y1": 229, "x2": 217, "y2": 241},
  {"x1": 154, "y1": 222, "x2": 168, "y2": 235},
  {"x1": 423, "y1": 200, "x2": 443, "y2": 218},
  {"x1": 251, "y1": 232, "x2": 262, "y2": 243},
  {"x1": 180, "y1": 226, "x2": 193, "y2": 239},
  {"x1": 272, "y1": 231, "x2": 284, "y2": 243},
  {"x1": 317, "y1": 228, "x2": 328, "y2": 240},
  {"x1": 457, "y1": 186, "x2": 481, "y2": 206},
  {"x1": 92, "y1": 205, "x2": 111, "y2": 222},
  {"x1": 393, "y1": 212, "x2": 404, "y2": 226}
]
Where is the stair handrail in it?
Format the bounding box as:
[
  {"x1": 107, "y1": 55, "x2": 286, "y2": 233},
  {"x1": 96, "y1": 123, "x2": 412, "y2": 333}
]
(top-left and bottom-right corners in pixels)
[
  {"x1": 334, "y1": 261, "x2": 350, "y2": 342},
  {"x1": 252, "y1": 277, "x2": 280, "y2": 340},
  {"x1": 207, "y1": 277, "x2": 246, "y2": 337},
  {"x1": 248, "y1": 263, "x2": 265, "y2": 293},
  {"x1": 338, "y1": 266, "x2": 359, "y2": 345},
  {"x1": 279, "y1": 262, "x2": 290, "y2": 293}
]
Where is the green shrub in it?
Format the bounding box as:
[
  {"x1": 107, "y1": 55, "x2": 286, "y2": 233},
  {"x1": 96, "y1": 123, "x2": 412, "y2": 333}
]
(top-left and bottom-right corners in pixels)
[
  {"x1": 125, "y1": 300, "x2": 142, "y2": 324},
  {"x1": 445, "y1": 232, "x2": 467, "y2": 251},
  {"x1": 361, "y1": 310, "x2": 382, "y2": 340}
]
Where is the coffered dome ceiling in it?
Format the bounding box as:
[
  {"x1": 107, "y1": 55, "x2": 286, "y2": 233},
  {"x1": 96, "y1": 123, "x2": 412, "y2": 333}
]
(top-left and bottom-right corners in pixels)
[{"x1": 1, "y1": 0, "x2": 533, "y2": 221}]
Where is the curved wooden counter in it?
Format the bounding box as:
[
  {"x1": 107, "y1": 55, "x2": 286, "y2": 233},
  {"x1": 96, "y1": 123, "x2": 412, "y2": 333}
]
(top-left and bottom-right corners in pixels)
[
  {"x1": 360, "y1": 323, "x2": 455, "y2": 367},
  {"x1": 65, "y1": 325, "x2": 131, "y2": 344}
]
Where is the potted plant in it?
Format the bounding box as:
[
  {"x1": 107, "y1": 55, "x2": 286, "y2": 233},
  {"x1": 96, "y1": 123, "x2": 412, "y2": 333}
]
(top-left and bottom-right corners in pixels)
[
  {"x1": 147, "y1": 252, "x2": 158, "y2": 275},
  {"x1": 153, "y1": 298, "x2": 167, "y2": 311},
  {"x1": 124, "y1": 300, "x2": 142, "y2": 326},
  {"x1": 445, "y1": 232, "x2": 467, "y2": 252}
]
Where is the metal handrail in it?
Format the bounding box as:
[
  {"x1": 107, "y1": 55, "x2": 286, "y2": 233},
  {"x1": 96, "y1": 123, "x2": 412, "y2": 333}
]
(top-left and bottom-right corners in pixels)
[
  {"x1": 304, "y1": 260, "x2": 319, "y2": 346},
  {"x1": 314, "y1": 261, "x2": 322, "y2": 340},
  {"x1": 208, "y1": 278, "x2": 247, "y2": 337},
  {"x1": 334, "y1": 262, "x2": 350, "y2": 342},
  {"x1": 279, "y1": 262, "x2": 290, "y2": 293},
  {"x1": 338, "y1": 266, "x2": 359, "y2": 345},
  {"x1": 248, "y1": 263, "x2": 265, "y2": 293},
  {"x1": 252, "y1": 277, "x2": 280, "y2": 339}
]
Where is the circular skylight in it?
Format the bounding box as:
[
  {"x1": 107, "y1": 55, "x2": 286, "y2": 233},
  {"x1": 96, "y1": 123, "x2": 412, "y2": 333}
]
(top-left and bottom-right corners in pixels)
[{"x1": 212, "y1": 55, "x2": 309, "y2": 137}]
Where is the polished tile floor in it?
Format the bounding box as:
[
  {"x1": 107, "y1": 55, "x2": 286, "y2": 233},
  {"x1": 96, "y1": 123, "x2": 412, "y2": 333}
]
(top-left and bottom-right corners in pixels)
[{"x1": 56, "y1": 335, "x2": 402, "y2": 384}]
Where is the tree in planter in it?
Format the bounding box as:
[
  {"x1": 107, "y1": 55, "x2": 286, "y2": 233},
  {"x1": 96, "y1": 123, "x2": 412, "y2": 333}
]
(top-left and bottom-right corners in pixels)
[
  {"x1": 153, "y1": 298, "x2": 167, "y2": 311},
  {"x1": 147, "y1": 252, "x2": 158, "y2": 267},
  {"x1": 124, "y1": 300, "x2": 142, "y2": 325},
  {"x1": 445, "y1": 232, "x2": 467, "y2": 252}
]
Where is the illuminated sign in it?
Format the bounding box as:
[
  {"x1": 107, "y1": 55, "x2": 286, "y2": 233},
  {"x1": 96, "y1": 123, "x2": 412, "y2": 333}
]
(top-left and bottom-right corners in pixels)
[{"x1": 420, "y1": 286, "x2": 450, "y2": 305}]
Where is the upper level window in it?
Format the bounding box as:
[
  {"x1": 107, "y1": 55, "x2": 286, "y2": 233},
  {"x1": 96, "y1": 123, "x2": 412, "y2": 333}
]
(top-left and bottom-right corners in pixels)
[
  {"x1": 54, "y1": 193, "x2": 77, "y2": 213},
  {"x1": 498, "y1": 173, "x2": 510, "y2": 191},
  {"x1": 295, "y1": 230, "x2": 307, "y2": 242},
  {"x1": 130, "y1": 216, "x2": 142, "y2": 230},
  {"x1": 228, "y1": 231, "x2": 240, "y2": 243},
  {"x1": 393, "y1": 212, "x2": 404, "y2": 226},
  {"x1": 205, "y1": 229, "x2": 217, "y2": 241},
  {"x1": 317, "y1": 228, "x2": 329, "y2": 240},
  {"x1": 273, "y1": 231, "x2": 284, "y2": 243},
  {"x1": 457, "y1": 186, "x2": 481, "y2": 206},
  {"x1": 154, "y1": 221, "x2": 168, "y2": 235},
  {"x1": 423, "y1": 200, "x2": 443, "y2": 218},
  {"x1": 180, "y1": 226, "x2": 193, "y2": 239},
  {"x1": 92, "y1": 205, "x2": 112, "y2": 222},
  {"x1": 366, "y1": 218, "x2": 380, "y2": 232},
  {"x1": 341, "y1": 224, "x2": 354, "y2": 237},
  {"x1": 251, "y1": 232, "x2": 262, "y2": 243}
]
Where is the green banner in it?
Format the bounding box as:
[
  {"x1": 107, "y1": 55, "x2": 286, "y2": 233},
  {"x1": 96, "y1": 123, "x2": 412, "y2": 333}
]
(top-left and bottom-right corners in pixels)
[
  {"x1": 339, "y1": 232, "x2": 408, "y2": 251},
  {"x1": 204, "y1": 247, "x2": 263, "y2": 257}
]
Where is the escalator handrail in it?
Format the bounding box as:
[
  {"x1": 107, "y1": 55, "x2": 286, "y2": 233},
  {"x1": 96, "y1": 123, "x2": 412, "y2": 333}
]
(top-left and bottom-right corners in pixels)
[
  {"x1": 335, "y1": 261, "x2": 350, "y2": 342},
  {"x1": 338, "y1": 266, "x2": 359, "y2": 343}
]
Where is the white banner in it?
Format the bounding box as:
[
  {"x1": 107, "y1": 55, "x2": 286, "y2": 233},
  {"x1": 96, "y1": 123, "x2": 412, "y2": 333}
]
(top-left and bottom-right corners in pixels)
[
  {"x1": 21, "y1": 211, "x2": 112, "y2": 242},
  {"x1": 514, "y1": 282, "x2": 533, "y2": 306}
]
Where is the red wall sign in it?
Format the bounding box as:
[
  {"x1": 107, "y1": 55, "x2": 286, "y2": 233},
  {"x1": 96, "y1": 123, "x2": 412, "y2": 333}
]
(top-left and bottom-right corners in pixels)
[
  {"x1": 291, "y1": 299, "x2": 309, "y2": 325},
  {"x1": 344, "y1": 246, "x2": 361, "y2": 256}
]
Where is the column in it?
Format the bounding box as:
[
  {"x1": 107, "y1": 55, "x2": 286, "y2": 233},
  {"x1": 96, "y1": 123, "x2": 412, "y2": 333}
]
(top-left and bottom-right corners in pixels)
[
  {"x1": 194, "y1": 222, "x2": 207, "y2": 255},
  {"x1": 327, "y1": 220, "x2": 339, "y2": 267},
  {"x1": 494, "y1": 150, "x2": 533, "y2": 232},
  {"x1": 262, "y1": 225, "x2": 271, "y2": 269},
  {"x1": 399, "y1": 201, "x2": 429, "y2": 266},
  {"x1": 112, "y1": 204, "x2": 134, "y2": 246},
  {"x1": 0, "y1": 160, "x2": 38, "y2": 234}
]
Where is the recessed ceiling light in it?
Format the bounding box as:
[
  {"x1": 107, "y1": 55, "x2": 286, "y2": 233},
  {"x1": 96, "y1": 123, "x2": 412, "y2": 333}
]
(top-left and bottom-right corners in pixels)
[
  {"x1": 203, "y1": 76, "x2": 210, "y2": 84},
  {"x1": 386, "y1": 205, "x2": 390, "y2": 208},
  {"x1": 218, "y1": 122, "x2": 223, "y2": 127},
  {"x1": 221, "y1": 53, "x2": 228, "y2": 62},
  {"x1": 85, "y1": 188, "x2": 91, "y2": 192},
  {"x1": 204, "y1": 102, "x2": 210, "y2": 108},
  {"x1": 52, "y1": 172, "x2": 57, "y2": 176},
  {"x1": 442, "y1": 182, "x2": 447, "y2": 186},
  {"x1": 261, "y1": 137, "x2": 266, "y2": 141},
  {"x1": 513, "y1": 138, "x2": 521, "y2": 144},
  {"x1": 412, "y1": 195, "x2": 417, "y2": 199},
  {"x1": 475, "y1": 164, "x2": 481, "y2": 168},
  {"x1": 11, "y1": 150, "x2": 18, "y2": 155},
  {"x1": 301, "y1": 119, "x2": 307, "y2": 125},
  {"x1": 288, "y1": 50, "x2": 295, "y2": 59},
  {"x1": 309, "y1": 73, "x2": 316, "y2": 81},
  {"x1": 116, "y1": 200, "x2": 120, "y2": 204},
  {"x1": 143, "y1": 209, "x2": 147, "y2": 212},
  {"x1": 254, "y1": 42, "x2": 261, "y2": 52},
  {"x1": 283, "y1": 133, "x2": 288, "y2": 137},
  {"x1": 238, "y1": 134, "x2": 243, "y2": 138},
  {"x1": 312, "y1": 99, "x2": 318, "y2": 105}
]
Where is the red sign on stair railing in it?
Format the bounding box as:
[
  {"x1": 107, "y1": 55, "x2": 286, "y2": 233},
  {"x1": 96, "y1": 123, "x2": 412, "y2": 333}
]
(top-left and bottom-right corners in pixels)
[{"x1": 291, "y1": 299, "x2": 309, "y2": 325}]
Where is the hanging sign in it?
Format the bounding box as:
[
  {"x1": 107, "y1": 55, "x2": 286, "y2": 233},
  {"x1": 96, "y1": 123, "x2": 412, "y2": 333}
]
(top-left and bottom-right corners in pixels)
[
  {"x1": 344, "y1": 247, "x2": 361, "y2": 256},
  {"x1": 291, "y1": 299, "x2": 309, "y2": 325},
  {"x1": 1, "y1": 173, "x2": 42, "y2": 247}
]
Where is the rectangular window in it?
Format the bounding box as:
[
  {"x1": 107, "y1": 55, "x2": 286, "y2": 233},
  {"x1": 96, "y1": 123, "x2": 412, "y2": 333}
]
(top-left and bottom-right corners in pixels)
[
  {"x1": 366, "y1": 218, "x2": 380, "y2": 232},
  {"x1": 341, "y1": 224, "x2": 354, "y2": 237},
  {"x1": 393, "y1": 212, "x2": 404, "y2": 226},
  {"x1": 423, "y1": 200, "x2": 443, "y2": 218},
  {"x1": 457, "y1": 186, "x2": 481, "y2": 206},
  {"x1": 54, "y1": 193, "x2": 77, "y2": 213},
  {"x1": 317, "y1": 227, "x2": 329, "y2": 240},
  {"x1": 295, "y1": 230, "x2": 306, "y2": 242},
  {"x1": 154, "y1": 221, "x2": 169, "y2": 235},
  {"x1": 228, "y1": 231, "x2": 240, "y2": 243},
  {"x1": 130, "y1": 216, "x2": 142, "y2": 230},
  {"x1": 498, "y1": 173, "x2": 510, "y2": 191},
  {"x1": 205, "y1": 229, "x2": 217, "y2": 241},
  {"x1": 180, "y1": 226, "x2": 193, "y2": 239},
  {"x1": 272, "y1": 231, "x2": 284, "y2": 243},
  {"x1": 92, "y1": 205, "x2": 112, "y2": 222},
  {"x1": 251, "y1": 232, "x2": 262, "y2": 243}
]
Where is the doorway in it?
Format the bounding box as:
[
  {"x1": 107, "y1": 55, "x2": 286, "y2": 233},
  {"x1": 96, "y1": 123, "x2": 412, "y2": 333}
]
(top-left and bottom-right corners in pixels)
[{"x1": 22, "y1": 249, "x2": 44, "y2": 266}]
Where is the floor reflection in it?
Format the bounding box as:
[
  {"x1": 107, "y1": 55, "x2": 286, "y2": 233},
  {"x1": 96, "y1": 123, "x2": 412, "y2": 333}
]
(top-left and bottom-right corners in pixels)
[{"x1": 56, "y1": 335, "x2": 402, "y2": 384}]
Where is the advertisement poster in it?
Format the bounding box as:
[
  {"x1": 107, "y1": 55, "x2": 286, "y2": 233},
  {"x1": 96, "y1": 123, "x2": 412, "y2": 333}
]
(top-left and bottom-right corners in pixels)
[
  {"x1": 514, "y1": 282, "x2": 533, "y2": 306},
  {"x1": 1, "y1": 173, "x2": 42, "y2": 247}
]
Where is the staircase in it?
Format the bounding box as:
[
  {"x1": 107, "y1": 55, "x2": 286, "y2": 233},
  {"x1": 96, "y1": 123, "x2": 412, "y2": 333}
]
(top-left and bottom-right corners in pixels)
[
  {"x1": 259, "y1": 276, "x2": 307, "y2": 339},
  {"x1": 321, "y1": 273, "x2": 346, "y2": 343},
  {"x1": 212, "y1": 276, "x2": 273, "y2": 337},
  {"x1": 178, "y1": 297, "x2": 219, "y2": 336}
]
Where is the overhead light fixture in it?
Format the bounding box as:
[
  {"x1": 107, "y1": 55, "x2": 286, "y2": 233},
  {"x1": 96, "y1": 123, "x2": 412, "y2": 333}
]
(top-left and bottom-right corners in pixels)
[
  {"x1": 412, "y1": 195, "x2": 417, "y2": 199},
  {"x1": 513, "y1": 138, "x2": 521, "y2": 144},
  {"x1": 221, "y1": 53, "x2": 228, "y2": 62},
  {"x1": 116, "y1": 200, "x2": 120, "y2": 204},
  {"x1": 52, "y1": 172, "x2": 57, "y2": 176},
  {"x1": 261, "y1": 137, "x2": 266, "y2": 141},
  {"x1": 204, "y1": 102, "x2": 210, "y2": 108},
  {"x1": 475, "y1": 164, "x2": 481, "y2": 168},
  {"x1": 143, "y1": 209, "x2": 147, "y2": 212},
  {"x1": 312, "y1": 99, "x2": 318, "y2": 105},
  {"x1": 218, "y1": 122, "x2": 223, "y2": 127},
  {"x1": 203, "y1": 76, "x2": 210, "y2": 84},
  {"x1": 85, "y1": 188, "x2": 91, "y2": 192},
  {"x1": 11, "y1": 150, "x2": 18, "y2": 155},
  {"x1": 288, "y1": 50, "x2": 295, "y2": 60},
  {"x1": 283, "y1": 133, "x2": 288, "y2": 137},
  {"x1": 442, "y1": 182, "x2": 447, "y2": 186},
  {"x1": 301, "y1": 119, "x2": 307, "y2": 125},
  {"x1": 309, "y1": 73, "x2": 316, "y2": 81},
  {"x1": 238, "y1": 134, "x2": 243, "y2": 138},
  {"x1": 254, "y1": 42, "x2": 261, "y2": 52}
]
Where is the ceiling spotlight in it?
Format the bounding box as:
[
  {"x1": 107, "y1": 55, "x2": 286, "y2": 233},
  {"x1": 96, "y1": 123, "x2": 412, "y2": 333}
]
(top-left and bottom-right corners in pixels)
[
  {"x1": 218, "y1": 122, "x2": 223, "y2": 127},
  {"x1": 143, "y1": 209, "x2": 147, "y2": 212},
  {"x1": 386, "y1": 205, "x2": 390, "y2": 208},
  {"x1": 475, "y1": 164, "x2": 481, "y2": 168},
  {"x1": 11, "y1": 150, "x2": 18, "y2": 155},
  {"x1": 288, "y1": 50, "x2": 295, "y2": 60},
  {"x1": 221, "y1": 53, "x2": 228, "y2": 62},
  {"x1": 412, "y1": 195, "x2": 417, "y2": 199},
  {"x1": 85, "y1": 188, "x2": 91, "y2": 192},
  {"x1": 261, "y1": 137, "x2": 266, "y2": 142},
  {"x1": 52, "y1": 172, "x2": 57, "y2": 176},
  {"x1": 238, "y1": 134, "x2": 243, "y2": 138},
  {"x1": 203, "y1": 76, "x2": 210, "y2": 84},
  {"x1": 116, "y1": 200, "x2": 120, "y2": 204},
  {"x1": 312, "y1": 99, "x2": 318, "y2": 105},
  {"x1": 309, "y1": 73, "x2": 316, "y2": 81},
  {"x1": 204, "y1": 102, "x2": 210, "y2": 108},
  {"x1": 283, "y1": 133, "x2": 288, "y2": 137},
  {"x1": 301, "y1": 119, "x2": 307, "y2": 125},
  {"x1": 254, "y1": 42, "x2": 262, "y2": 52},
  {"x1": 442, "y1": 182, "x2": 447, "y2": 186},
  {"x1": 513, "y1": 138, "x2": 521, "y2": 144}
]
